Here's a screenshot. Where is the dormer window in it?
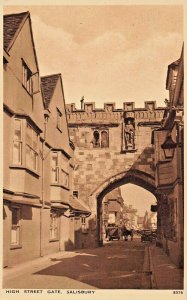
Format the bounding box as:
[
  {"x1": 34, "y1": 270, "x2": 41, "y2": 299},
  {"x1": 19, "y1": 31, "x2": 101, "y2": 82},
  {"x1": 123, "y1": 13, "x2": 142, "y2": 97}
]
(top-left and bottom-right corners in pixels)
[
  {"x1": 57, "y1": 108, "x2": 62, "y2": 132},
  {"x1": 22, "y1": 60, "x2": 32, "y2": 95}
]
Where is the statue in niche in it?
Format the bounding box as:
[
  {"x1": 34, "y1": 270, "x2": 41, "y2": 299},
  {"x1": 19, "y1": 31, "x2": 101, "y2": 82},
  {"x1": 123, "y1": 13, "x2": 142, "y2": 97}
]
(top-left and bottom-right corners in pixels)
[{"x1": 124, "y1": 119, "x2": 135, "y2": 149}]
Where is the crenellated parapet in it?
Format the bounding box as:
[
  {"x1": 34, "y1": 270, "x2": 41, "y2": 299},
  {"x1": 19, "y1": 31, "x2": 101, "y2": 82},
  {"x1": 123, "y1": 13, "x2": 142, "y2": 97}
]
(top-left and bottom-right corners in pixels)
[{"x1": 66, "y1": 101, "x2": 165, "y2": 125}]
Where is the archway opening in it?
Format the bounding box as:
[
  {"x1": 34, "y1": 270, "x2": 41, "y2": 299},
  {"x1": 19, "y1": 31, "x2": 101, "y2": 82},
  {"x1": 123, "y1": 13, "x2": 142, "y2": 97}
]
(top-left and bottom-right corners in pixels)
[{"x1": 97, "y1": 183, "x2": 157, "y2": 245}]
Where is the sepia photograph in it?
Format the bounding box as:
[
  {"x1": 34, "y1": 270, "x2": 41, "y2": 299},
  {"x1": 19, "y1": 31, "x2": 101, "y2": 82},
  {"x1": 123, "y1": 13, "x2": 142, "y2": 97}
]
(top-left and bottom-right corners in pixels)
[{"x1": 2, "y1": 0, "x2": 186, "y2": 298}]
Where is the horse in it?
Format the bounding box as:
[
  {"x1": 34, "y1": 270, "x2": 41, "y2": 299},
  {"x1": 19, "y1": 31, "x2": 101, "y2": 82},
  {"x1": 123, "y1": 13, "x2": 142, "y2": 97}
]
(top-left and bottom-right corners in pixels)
[{"x1": 122, "y1": 228, "x2": 134, "y2": 241}]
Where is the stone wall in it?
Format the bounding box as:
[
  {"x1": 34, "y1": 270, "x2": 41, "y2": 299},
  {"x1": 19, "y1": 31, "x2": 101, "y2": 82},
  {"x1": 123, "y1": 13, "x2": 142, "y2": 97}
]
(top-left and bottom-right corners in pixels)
[{"x1": 66, "y1": 101, "x2": 164, "y2": 245}]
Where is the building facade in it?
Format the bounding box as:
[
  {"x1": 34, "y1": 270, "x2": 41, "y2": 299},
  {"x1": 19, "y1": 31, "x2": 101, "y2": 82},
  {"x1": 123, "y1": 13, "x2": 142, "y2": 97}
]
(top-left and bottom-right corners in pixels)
[
  {"x1": 143, "y1": 211, "x2": 157, "y2": 230},
  {"x1": 3, "y1": 10, "x2": 184, "y2": 269},
  {"x1": 66, "y1": 100, "x2": 165, "y2": 246},
  {"x1": 3, "y1": 11, "x2": 90, "y2": 267},
  {"x1": 153, "y1": 46, "x2": 184, "y2": 267},
  {"x1": 122, "y1": 204, "x2": 138, "y2": 230}
]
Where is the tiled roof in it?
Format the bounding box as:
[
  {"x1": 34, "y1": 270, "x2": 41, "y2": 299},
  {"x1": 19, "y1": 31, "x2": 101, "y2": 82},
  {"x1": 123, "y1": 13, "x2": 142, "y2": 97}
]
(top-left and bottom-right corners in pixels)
[
  {"x1": 169, "y1": 58, "x2": 180, "y2": 67},
  {"x1": 105, "y1": 187, "x2": 122, "y2": 200},
  {"x1": 41, "y1": 74, "x2": 61, "y2": 109},
  {"x1": 3, "y1": 11, "x2": 29, "y2": 51},
  {"x1": 69, "y1": 196, "x2": 91, "y2": 214}
]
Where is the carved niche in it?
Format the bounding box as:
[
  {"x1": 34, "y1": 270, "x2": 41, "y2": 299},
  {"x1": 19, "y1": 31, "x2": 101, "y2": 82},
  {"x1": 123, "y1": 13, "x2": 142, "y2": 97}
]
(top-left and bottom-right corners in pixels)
[{"x1": 122, "y1": 115, "x2": 136, "y2": 152}]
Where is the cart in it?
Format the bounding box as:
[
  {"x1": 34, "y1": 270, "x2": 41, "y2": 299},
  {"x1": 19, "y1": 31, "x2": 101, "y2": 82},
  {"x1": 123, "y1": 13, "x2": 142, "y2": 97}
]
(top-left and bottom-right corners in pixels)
[{"x1": 106, "y1": 225, "x2": 120, "y2": 241}]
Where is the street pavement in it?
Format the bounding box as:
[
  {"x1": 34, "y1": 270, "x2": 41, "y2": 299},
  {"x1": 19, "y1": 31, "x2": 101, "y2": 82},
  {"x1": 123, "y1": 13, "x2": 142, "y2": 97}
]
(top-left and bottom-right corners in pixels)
[
  {"x1": 149, "y1": 244, "x2": 183, "y2": 289},
  {"x1": 3, "y1": 236, "x2": 184, "y2": 290},
  {"x1": 4, "y1": 238, "x2": 145, "y2": 289}
]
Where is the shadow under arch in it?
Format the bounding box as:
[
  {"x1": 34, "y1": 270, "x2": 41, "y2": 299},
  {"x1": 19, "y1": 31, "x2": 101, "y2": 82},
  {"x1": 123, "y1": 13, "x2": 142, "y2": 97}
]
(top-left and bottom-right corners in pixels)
[{"x1": 91, "y1": 169, "x2": 158, "y2": 245}]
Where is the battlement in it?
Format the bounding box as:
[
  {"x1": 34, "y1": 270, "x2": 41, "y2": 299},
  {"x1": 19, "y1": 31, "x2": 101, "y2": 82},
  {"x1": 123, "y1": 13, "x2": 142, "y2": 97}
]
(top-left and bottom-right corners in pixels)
[
  {"x1": 66, "y1": 101, "x2": 165, "y2": 125},
  {"x1": 66, "y1": 101, "x2": 165, "y2": 113}
]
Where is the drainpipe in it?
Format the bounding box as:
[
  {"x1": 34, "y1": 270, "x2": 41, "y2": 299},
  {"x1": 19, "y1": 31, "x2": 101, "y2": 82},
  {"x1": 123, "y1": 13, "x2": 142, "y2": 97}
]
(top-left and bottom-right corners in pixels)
[{"x1": 40, "y1": 111, "x2": 49, "y2": 257}]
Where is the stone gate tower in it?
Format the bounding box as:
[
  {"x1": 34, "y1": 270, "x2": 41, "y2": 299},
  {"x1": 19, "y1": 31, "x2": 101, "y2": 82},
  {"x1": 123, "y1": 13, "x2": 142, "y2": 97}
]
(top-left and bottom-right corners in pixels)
[{"x1": 66, "y1": 101, "x2": 165, "y2": 246}]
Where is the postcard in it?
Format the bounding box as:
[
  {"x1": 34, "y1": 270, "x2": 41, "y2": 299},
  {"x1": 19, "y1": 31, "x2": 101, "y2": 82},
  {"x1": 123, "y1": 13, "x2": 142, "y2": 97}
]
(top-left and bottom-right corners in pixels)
[{"x1": 1, "y1": 1, "x2": 186, "y2": 300}]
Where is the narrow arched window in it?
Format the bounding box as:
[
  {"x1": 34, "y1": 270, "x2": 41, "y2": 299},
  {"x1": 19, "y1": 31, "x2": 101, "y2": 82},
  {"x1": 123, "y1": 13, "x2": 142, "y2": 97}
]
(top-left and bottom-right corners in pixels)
[
  {"x1": 101, "y1": 131, "x2": 109, "y2": 148},
  {"x1": 93, "y1": 130, "x2": 100, "y2": 148}
]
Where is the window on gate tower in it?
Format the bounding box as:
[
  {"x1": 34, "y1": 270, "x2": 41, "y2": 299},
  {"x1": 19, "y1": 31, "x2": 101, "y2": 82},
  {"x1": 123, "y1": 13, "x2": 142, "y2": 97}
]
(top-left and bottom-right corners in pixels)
[{"x1": 93, "y1": 129, "x2": 109, "y2": 148}]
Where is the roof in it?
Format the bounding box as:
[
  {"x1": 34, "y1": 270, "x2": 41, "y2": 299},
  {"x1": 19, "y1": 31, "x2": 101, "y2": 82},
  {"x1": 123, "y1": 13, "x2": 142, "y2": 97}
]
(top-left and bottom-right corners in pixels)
[
  {"x1": 169, "y1": 58, "x2": 180, "y2": 68},
  {"x1": 4, "y1": 11, "x2": 29, "y2": 51},
  {"x1": 105, "y1": 187, "x2": 123, "y2": 204},
  {"x1": 4, "y1": 11, "x2": 39, "y2": 72},
  {"x1": 69, "y1": 196, "x2": 91, "y2": 214},
  {"x1": 41, "y1": 74, "x2": 61, "y2": 109}
]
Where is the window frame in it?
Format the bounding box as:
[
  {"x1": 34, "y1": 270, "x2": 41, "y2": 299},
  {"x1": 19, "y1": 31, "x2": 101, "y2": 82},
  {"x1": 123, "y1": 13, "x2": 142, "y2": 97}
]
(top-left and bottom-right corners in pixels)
[
  {"x1": 51, "y1": 152, "x2": 59, "y2": 184},
  {"x1": 13, "y1": 118, "x2": 23, "y2": 165},
  {"x1": 22, "y1": 59, "x2": 33, "y2": 95},
  {"x1": 57, "y1": 108, "x2": 62, "y2": 132},
  {"x1": 49, "y1": 210, "x2": 60, "y2": 241},
  {"x1": 25, "y1": 122, "x2": 39, "y2": 172},
  {"x1": 93, "y1": 129, "x2": 109, "y2": 148},
  {"x1": 10, "y1": 206, "x2": 22, "y2": 249},
  {"x1": 12, "y1": 118, "x2": 39, "y2": 175},
  {"x1": 81, "y1": 216, "x2": 88, "y2": 233},
  {"x1": 61, "y1": 154, "x2": 69, "y2": 189},
  {"x1": 51, "y1": 152, "x2": 69, "y2": 188}
]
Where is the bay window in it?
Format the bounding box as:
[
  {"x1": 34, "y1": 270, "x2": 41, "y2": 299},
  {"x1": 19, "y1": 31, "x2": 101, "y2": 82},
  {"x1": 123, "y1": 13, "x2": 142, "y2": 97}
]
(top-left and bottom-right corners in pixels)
[
  {"x1": 51, "y1": 152, "x2": 69, "y2": 188},
  {"x1": 12, "y1": 118, "x2": 39, "y2": 173},
  {"x1": 26, "y1": 123, "x2": 38, "y2": 171}
]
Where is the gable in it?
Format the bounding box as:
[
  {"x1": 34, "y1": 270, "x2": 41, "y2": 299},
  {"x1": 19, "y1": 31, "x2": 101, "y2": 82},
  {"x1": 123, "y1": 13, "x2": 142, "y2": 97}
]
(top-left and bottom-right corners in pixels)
[
  {"x1": 4, "y1": 11, "x2": 39, "y2": 74},
  {"x1": 4, "y1": 12, "x2": 29, "y2": 51},
  {"x1": 41, "y1": 74, "x2": 60, "y2": 109}
]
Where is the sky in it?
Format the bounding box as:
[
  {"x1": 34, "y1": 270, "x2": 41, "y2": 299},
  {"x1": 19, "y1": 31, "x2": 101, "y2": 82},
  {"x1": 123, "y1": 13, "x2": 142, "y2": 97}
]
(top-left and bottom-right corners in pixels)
[
  {"x1": 4, "y1": 5, "x2": 183, "y2": 109},
  {"x1": 3, "y1": 5, "x2": 183, "y2": 216},
  {"x1": 120, "y1": 184, "x2": 156, "y2": 217}
]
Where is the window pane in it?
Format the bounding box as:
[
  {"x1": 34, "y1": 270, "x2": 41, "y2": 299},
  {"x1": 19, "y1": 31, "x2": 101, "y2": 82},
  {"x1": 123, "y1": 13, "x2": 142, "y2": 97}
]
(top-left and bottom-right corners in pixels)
[
  {"x1": 101, "y1": 131, "x2": 109, "y2": 148},
  {"x1": 30, "y1": 149, "x2": 35, "y2": 170},
  {"x1": 52, "y1": 153, "x2": 58, "y2": 168},
  {"x1": 61, "y1": 155, "x2": 68, "y2": 173},
  {"x1": 23, "y1": 62, "x2": 32, "y2": 94},
  {"x1": 11, "y1": 227, "x2": 18, "y2": 244},
  {"x1": 34, "y1": 152, "x2": 38, "y2": 171},
  {"x1": 50, "y1": 212, "x2": 58, "y2": 239},
  {"x1": 11, "y1": 208, "x2": 20, "y2": 245},
  {"x1": 57, "y1": 110, "x2": 62, "y2": 130},
  {"x1": 26, "y1": 145, "x2": 31, "y2": 167},
  {"x1": 32, "y1": 131, "x2": 38, "y2": 150},
  {"x1": 51, "y1": 153, "x2": 58, "y2": 183},
  {"x1": 26, "y1": 123, "x2": 32, "y2": 146},
  {"x1": 12, "y1": 209, "x2": 18, "y2": 225},
  {"x1": 14, "y1": 119, "x2": 21, "y2": 140},
  {"x1": 93, "y1": 131, "x2": 100, "y2": 148},
  {"x1": 13, "y1": 141, "x2": 22, "y2": 164}
]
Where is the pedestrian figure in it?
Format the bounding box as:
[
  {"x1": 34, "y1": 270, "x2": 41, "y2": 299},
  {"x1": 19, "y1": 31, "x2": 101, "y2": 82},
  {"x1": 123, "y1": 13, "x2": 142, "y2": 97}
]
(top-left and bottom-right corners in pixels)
[
  {"x1": 130, "y1": 229, "x2": 134, "y2": 241},
  {"x1": 122, "y1": 226, "x2": 130, "y2": 241}
]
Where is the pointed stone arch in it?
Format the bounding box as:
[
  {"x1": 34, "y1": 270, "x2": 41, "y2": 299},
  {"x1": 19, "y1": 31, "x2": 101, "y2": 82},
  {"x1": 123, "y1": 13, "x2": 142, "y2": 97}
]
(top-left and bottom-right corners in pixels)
[
  {"x1": 89, "y1": 168, "x2": 158, "y2": 245},
  {"x1": 91, "y1": 169, "x2": 156, "y2": 201}
]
